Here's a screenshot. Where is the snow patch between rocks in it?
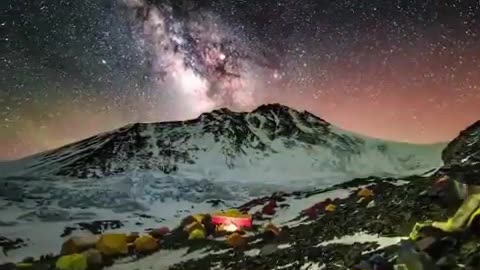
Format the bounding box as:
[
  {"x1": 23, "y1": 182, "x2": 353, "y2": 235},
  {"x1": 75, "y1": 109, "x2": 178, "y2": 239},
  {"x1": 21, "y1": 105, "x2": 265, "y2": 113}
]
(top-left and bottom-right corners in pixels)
[
  {"x1": 300, "y1": 262, "x2": 325, "y2": 270},
  {"x1": 317, "y1": 232, "x2": 406, "y2": 250},
  {"x1": 275, "y1": 262, "x2": 299, "y2": 269},
  {"x1": 244, "y1": 248, "x2": 261, "y2": 257},
  {"x1": 278, "y1": 243, "x2": 292, "y2": 249}
]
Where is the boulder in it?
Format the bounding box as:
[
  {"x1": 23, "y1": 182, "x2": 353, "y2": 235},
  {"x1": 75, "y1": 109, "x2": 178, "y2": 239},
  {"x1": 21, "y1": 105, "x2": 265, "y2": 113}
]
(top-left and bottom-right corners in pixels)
[
  {"x1": 262, "y1": 231, "x2": 277, "y2": 242},
  {"x1": 262, "y1": 204, "x2": 276, "y2": 216},
  {"x1": 61, "y1": 235, "x2": 98, "y2": 255},
  {"x1": 148, "y1": 227, "x2": 170, "y2": 239},
  {"x1": 82, "y1": 249, "x2": 102, "y2": 267},
  {"x1": 352, "y1": 260, "x2": 372, "y2": 270},
  {"x1": 263, "y1": 223, "x2": 281, "y2": 236},
  {"x1": 252, "y1": 211, "x2": 263, "y2": 220},
  {"x1": 397, "y1": 240, "x2": 439, "y2": 270},
  {"x1": 226, "y1": 232, "x2": 246, "y2": 249},
  {"x1": 305, "y1": 207, "x2": 319, "y2": 219},
  {"x1": 21, "y1": 257, "x2": 34, "y2": 263},
  {"x1": 369, "y1": 254, "x2": 393, "y2": 270},
  {"x1": 260, "y1": 244, "x2": 278, "y2": 256},
  {"x1": 415, "y1": 237, "x2": 437, "y2": 252},
  {"x1": 3, "y1": 264, "x2": 16, "y2": 270},
  {"x1": 96, "y1": 233, "x2": 128, "y2": 256},
  {"x1": 266, "y1": 200, "x2": 278, "y2": 208}
]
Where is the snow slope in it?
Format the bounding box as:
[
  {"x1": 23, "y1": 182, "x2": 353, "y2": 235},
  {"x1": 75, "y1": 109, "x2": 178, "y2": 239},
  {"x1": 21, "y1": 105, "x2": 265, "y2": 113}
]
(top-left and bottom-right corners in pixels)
[
  {"x1": 0, "y1": 104, "x2": 445, "y2": 189},
  {"x1": 0, "y1": 175, "x2": 243, "y2": 263}
]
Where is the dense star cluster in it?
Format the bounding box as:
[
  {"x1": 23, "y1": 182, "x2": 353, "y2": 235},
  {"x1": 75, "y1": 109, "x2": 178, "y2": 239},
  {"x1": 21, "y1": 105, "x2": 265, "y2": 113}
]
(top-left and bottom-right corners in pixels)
[{"x1": 1, "y1": 0, "x2": 480, "y2": 159}]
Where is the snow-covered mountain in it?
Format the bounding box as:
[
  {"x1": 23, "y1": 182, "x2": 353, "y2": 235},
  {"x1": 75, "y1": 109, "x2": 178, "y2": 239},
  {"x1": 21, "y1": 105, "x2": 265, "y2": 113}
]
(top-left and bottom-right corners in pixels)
[
  {"x1": 1, "y1": 115, "x2": 478, "y2": 268},
  {"x1": 1, "y1": 104, "x2": 444, "y2": 188}
]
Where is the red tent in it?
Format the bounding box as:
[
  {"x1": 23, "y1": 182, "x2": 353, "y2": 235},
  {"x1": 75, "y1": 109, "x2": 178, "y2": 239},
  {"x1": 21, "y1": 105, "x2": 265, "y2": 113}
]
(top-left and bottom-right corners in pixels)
[{"x1": 211, "y1": 209, "x2": 253, "y2": 231}]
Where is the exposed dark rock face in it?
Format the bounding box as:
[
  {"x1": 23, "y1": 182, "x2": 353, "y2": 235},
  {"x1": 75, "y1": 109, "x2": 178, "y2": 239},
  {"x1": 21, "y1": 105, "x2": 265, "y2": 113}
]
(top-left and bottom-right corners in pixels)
[
  {"x1": 0, "y1": 236, "x2": 26, "y2": 256},
  {"x1": 61, "y1": 220, "x2": 124, "y2": 237},
  {"x1": 440, "y1": 121, "x2": 480, "y2": 184}
]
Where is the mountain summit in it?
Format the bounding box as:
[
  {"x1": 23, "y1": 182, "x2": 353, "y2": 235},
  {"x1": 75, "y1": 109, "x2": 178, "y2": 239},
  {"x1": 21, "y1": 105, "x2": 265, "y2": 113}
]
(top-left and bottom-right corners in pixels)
[{"x1": 1, "y1": 104, "x2": 443, "y2": 187}]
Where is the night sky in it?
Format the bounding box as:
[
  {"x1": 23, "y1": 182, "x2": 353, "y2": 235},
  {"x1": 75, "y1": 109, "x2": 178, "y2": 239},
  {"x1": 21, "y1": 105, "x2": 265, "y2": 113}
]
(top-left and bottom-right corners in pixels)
[{"x1": 1, "y1": 0, "x2": 480, "y2": 160}]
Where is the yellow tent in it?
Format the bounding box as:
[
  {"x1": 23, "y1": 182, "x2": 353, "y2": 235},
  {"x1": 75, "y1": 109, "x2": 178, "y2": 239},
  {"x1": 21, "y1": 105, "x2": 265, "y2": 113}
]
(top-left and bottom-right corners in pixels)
[
  {"x1": 134, "y1": 235, "x2": 159, "y2": 253},
  {"x1": 56, "y1": 254, "x2": 87, "y2": 270},
  {"x1": 189, "y1": 228, "x2": 206, "y2": 240},
  {"x1": 96, "y1": 233, "x2": 128, "y2": 256}
]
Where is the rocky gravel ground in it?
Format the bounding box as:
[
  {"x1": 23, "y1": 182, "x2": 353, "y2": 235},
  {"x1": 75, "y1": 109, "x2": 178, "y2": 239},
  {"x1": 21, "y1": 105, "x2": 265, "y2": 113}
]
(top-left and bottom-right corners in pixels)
[
  {"x1": 166, "y1": 176, "x2": 461, "y2": 270},
  {"x1": 2, "y1": 175, "x2": 479, "y2": 270}
]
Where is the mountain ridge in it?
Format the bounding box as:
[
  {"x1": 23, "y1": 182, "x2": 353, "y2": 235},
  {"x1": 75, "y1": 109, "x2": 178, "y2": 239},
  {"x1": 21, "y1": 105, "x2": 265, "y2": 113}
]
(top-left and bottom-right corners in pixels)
[{"x1": 3, "y1": 103, "x2": 443, "y2": 162}]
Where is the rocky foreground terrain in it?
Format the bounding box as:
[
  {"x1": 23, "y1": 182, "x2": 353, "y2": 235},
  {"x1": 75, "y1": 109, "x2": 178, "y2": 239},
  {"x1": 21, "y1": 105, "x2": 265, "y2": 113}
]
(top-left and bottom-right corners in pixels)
[
  {"x1": 149, "y1": 176, "x2": 471, "y2": 270},
  {"x1": 0, "y1": 173, "x2": 476, "y2": 270}
]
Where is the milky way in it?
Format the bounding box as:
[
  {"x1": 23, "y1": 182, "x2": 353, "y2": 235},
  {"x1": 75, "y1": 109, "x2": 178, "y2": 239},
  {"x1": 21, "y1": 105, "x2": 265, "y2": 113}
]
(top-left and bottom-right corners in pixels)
[
  {"x1": 118, "y1": 0, "x2": 279, "y2": 117},
  {"x1": 2, "y1": 0, "x2": 480, "y2": 159}
]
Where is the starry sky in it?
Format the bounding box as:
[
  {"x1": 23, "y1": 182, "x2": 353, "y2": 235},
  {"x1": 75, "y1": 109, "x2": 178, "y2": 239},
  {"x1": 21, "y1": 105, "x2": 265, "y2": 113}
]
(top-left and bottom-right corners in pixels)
[{"x1": 1, "y1": 0, "x2": 480, "y2": 160}]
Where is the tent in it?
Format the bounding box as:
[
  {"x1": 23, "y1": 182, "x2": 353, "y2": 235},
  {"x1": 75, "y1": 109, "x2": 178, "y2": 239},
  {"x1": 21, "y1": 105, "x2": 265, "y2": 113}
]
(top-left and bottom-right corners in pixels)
[{"x1": 211, "y1": 209, "x2": 252, "y2": 231}]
